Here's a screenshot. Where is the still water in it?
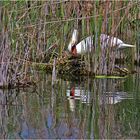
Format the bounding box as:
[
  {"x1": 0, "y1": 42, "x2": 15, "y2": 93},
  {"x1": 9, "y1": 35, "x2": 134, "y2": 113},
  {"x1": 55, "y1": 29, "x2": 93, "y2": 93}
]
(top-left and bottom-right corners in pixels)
[{"x1": 0, "y1": 71, "x2": 140, "y2": 139}]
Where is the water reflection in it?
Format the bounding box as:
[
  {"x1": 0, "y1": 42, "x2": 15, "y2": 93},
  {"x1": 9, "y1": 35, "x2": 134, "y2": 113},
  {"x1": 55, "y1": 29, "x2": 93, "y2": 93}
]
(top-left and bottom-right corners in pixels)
[
  {"x1": 66, "y1": 78, "x2": 134, "y2": 110},
  {"x1": 67, "y1": 85, "x2": 133, "y2": 112},
  {"x1": 0, "y1": 73, "x2": 140, "y2": 139}
]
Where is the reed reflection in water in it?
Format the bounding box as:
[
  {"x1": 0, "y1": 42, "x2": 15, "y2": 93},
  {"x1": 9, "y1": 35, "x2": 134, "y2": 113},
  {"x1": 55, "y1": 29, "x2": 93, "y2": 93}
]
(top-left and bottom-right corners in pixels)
[{"x1": 0, "y1": 73, "x2": 140, "y2": 139}]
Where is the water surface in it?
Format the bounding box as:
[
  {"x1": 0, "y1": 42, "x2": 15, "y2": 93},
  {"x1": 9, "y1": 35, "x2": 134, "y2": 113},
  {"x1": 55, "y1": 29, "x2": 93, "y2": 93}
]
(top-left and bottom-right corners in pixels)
[{"x1": 0, "y1": 72, "x2": 140, "y2": 139}]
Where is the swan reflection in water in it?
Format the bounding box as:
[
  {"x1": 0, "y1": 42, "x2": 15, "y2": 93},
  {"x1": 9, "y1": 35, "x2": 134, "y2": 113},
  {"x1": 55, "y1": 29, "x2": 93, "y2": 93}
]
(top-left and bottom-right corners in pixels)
[{"x1": 66, "y1": 86, "x2": 133, "y2": 112}]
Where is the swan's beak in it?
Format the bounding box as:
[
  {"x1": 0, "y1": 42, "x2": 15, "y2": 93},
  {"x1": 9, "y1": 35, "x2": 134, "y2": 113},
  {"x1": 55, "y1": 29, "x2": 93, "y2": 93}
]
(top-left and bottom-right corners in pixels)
[{"x1": 119, "y1": 43, "x2": 136, "y2": 49}]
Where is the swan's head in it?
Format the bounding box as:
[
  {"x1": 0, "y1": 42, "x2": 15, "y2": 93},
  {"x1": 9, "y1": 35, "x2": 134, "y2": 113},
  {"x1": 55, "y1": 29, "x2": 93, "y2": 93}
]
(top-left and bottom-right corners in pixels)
[{"x1": 68, "y1": 29, "x2": 78, "y2": 55}]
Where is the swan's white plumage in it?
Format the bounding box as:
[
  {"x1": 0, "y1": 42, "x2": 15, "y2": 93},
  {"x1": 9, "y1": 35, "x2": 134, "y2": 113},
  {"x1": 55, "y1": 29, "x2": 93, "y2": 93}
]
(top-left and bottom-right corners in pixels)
[{"x1": 68, "y1": 30, "x2": 135, "y2": 55}]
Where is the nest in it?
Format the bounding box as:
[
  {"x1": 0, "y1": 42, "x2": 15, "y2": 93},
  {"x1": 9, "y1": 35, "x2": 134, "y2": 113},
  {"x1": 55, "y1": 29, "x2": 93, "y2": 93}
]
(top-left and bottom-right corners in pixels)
[{"x1": 44, "y1": 53, "x2": 135, "y2": 78}]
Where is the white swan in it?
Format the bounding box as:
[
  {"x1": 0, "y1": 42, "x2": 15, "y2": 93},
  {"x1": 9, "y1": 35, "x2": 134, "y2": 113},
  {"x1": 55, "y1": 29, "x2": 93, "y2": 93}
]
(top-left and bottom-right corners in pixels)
[{"x1": 68, "y1": 29, "x2": 135, "y2": 56}]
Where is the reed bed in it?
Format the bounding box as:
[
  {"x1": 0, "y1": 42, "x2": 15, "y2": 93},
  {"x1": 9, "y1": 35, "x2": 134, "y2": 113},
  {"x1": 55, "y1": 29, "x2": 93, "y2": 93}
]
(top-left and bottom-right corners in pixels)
[{"x1": 0, "y1": 1, "x2": 139, "y2": 88}]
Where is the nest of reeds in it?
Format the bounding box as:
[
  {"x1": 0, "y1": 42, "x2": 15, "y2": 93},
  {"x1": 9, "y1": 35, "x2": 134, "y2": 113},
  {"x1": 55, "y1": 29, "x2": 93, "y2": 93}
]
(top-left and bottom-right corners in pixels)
[{"x1": 43, "y1": 51, "x2": 134, "y2": 78}]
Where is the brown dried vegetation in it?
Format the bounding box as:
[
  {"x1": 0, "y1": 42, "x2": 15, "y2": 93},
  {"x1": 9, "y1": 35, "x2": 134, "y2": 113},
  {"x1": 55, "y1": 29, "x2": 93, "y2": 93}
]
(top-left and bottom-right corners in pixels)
[{"x1": 0, "y1": 1, "x2": 139, "y2": 88}]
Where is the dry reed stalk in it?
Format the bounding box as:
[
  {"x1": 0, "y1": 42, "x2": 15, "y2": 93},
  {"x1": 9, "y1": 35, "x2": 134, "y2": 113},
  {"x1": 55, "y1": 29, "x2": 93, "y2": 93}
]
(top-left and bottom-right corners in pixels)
[
  {"x1": 0, "y1": 0, "x2": 138, "y2": 82},
  {"x1": 52, "y1": 58, "x2": 56, "y2": 87}
]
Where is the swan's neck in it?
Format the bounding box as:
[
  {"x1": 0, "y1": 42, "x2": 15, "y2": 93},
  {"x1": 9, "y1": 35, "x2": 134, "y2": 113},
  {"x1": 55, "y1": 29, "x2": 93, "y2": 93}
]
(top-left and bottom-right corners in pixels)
[{"x1": 71, "y1": 45, "x2": 77, "y2": 56}]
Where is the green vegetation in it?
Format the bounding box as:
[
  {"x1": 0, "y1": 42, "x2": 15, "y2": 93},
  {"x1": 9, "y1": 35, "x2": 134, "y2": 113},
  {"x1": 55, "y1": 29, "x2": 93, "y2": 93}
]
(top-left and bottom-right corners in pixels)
[{"x1": 0, "y1": 1, "x2": 139, "y2": 88}]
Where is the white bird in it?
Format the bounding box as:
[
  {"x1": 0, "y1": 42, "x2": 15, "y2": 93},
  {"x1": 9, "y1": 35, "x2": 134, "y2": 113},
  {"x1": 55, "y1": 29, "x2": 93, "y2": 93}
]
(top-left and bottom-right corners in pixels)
[
  {"x1": 68, "y1": 29, "x2": 135, "y2": 56},
  {"x1": 66, "y1": 86, "x2": 133, "y2": 111}
]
